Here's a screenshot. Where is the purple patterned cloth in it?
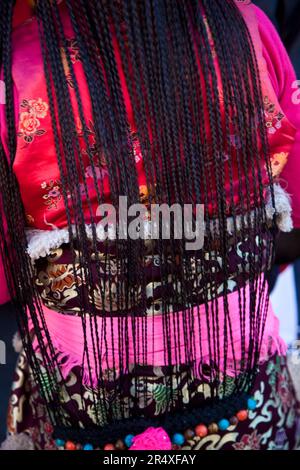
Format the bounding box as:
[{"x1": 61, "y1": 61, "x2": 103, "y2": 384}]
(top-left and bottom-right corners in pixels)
[{"x1": 3, "y1": 354, "x2": 300, "y2": 450}]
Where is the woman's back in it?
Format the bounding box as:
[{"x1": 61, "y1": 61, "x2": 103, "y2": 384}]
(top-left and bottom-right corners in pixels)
[{"x1": 0, "y1": 0, "x2": 300, "y2": 451}]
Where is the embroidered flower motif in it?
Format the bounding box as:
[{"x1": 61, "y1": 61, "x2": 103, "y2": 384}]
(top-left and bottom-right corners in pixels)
[
  {"x1": 129, "y1": 427, "x2": 172, "y2": 451},
  {"x1": 60, "y1": 38, "x2": 81, "y2": 87},
  {"x1": 19, "y1": 112, "x2": 40, "y2": 137},
  {"x1": 41, "y1": 180, "x2": 62, "y2": 210},
  {"x1": 263, "y1": 96, "x2": 285, "y2": 135},
  {"x1": 27, "y1": 98, "x2": 49, "y2": 118},
  {"x1": 233, "y1": 430, "x2": 261, "y2": 450},
  {"x1": 17, "y1": 98, "x2": 48, "y2": 143},
  {"x1": 65, "y1": 38, "x2": 81, "y2": 64},
  {"x1": 270, "y1": 151, "x2": 288, "y2": 178},
  {"x1": 85, "y1": 165, "x2": 108, "y2": 180},
  {"x1": 65, "y1": 72, "x2": 74, "y2": 89},
  {"x1": 130, "y1": 131, "x2": 143, "y2": 163}
]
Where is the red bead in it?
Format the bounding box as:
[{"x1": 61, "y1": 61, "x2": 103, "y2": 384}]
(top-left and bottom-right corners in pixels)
[
  {"x1": 65, "y1": 441, "x2": 76, "y2": 450},
  {"x1": 104, "y1": 443, "x2": 115, "y2": 450},
  {"x1": 236, "y1": 410, "x2": 248, "y2": 422},
  {"x1": 195, "y1": 424, "x2": 208, "y2": 438}
]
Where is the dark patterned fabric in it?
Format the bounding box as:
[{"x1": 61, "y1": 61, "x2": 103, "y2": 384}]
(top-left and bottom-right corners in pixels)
[
  {"x1": 33, "y1": 225, "x2": 273, "y2": 317},
  {"x1": 5, "y1": 354, "x2": 300, "y2": 450}
]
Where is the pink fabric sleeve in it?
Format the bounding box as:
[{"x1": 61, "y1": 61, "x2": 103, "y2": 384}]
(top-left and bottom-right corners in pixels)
[
  {"x1": 0, "y1": 232, "x2": 10, "y2": 305},
  {"x1": 254, "y1": 6, "x2": 300, "y2": 228},
  {"x1": 0, "y1": 194, "x2": 11, "y2": 305},
  {"x1": 0, "y1": 77, "x2": 11, "y2": 305}
]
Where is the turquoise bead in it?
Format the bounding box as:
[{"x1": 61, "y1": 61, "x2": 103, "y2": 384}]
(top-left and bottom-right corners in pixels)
[
  {"x1": 172, "y1": 433, "x2": 185, "y2": 446},
  {"x1": 124, "y1": 434, "x2": 135, "y2": 448},
  {"x1": 247, "y1": 397, "x2": 257, "y2": 410},
  {"x1": 83, "y1": 443, "x2": 94, "y2": 450},
  {"x1": 55, "y1": 438, "x2": 65, "y2": 447},
  {"x1": 218, "y1": 418, "x2": 230, "y2": 431}
]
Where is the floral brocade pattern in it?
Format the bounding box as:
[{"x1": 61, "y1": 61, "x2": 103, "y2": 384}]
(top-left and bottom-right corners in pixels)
[
  {"x1": 33, "y1": 227, "x2": 273, "y2": 317},
  {"x1": 17, "y1": 98, "x2": 48, "y2": 144},
  {"x1": 5, "y1": 355, "x2": 300, "y2": 450}
]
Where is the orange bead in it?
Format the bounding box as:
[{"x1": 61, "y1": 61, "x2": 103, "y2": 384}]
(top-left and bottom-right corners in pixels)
[
  {"x1": 236, "y1": 410, "x2": 248, "y2": 422},
  {"x1": 65, "y1": 441, "x2": 76, "y2": 450},
  {"x1": 208, "y1": 423, "x2": 219, "y2": 434},
  {"x1": 195, "y1": 424, "x2": 208, "y2": 438},
  {"x1": 104, "y1": 443, "x2": 115, "y2": 450}
]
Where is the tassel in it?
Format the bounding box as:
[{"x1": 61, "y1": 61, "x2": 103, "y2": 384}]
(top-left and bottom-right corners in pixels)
[
  {"x1": 129, "y1": 427, "x2": 172, "y2": 451},
  {"x1": 266, "y1": 183, "x2": 293, "y2": 232},
  {"x1": 0, "y1": 433, "x2": 35, "y2": 450}
]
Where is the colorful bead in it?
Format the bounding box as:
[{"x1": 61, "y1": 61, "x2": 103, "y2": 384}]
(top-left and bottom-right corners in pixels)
[
  {"x1": 55, "y1": 438, "x2": 65, "y2": 447},
  {"x1": 58, "y1": 398, "x2": 257, "y2": 452},
  {"x1": 83, "y1": 443, "x2": 94, "y2": 451},
  {"x1": 115, "y1": 439, "x2": 125, "y2": 450},
  {"x1": 184, "y1": 428, "x2": 195, "y2": 440},
  {"x1": 124, "y1": 434, "x2": 135, "y2": 448},
  {"x1": 65, "y1": 441, "x2": 76, "y2": 450},
  {"x1": 172, "y1": 433, "x2": 185, "y2": 446},
  {"x1": 218, "y1": 419, "x2": 230, "y2": 431},
  {"x1": 229, "y1": 416, "x2": 239, "y2": 426},
  {"x1": 247, "y1": 398, "x2": 257, "y2": 410},
  {"x1": 236, "y1": 410, "x2": 248, "y2": 421},
  {"x1": 195, "y1": 424, "x2": 208, "y2": 438},
  {"x1": 208, "y1": 423, "x2": 219, "y2": 434},
  {"x1": 104, "y1": 443, "x2": 115, "y2": 450},
  {"x1": 76, "y1": 443, "x2": 82, "y2": 450}
]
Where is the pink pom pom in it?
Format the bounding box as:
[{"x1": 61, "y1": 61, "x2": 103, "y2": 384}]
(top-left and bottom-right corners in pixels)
[{"x1": 129, "y1": 427, "x2": 172, "y2": 451}]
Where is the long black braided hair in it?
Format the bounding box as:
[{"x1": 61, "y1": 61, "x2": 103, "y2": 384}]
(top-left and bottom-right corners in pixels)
[{"x1": 0, "y1": 0, "x2": 277, "y2": 440}]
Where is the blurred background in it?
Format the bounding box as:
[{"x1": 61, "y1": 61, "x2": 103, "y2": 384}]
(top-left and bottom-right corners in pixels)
[{"x1": 0, "y1": 0, "x2": 299, "y2": 443}]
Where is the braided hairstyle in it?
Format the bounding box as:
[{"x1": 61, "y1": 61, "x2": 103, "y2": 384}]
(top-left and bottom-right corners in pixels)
[{"x1": 0, "y1": 0, "x2": 276, "y2": 433}]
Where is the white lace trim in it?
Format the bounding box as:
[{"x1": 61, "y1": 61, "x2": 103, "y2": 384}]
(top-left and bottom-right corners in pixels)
[{"x1": 25, "y1": 183, "x2": 293, "y2": 261}]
